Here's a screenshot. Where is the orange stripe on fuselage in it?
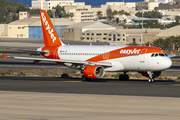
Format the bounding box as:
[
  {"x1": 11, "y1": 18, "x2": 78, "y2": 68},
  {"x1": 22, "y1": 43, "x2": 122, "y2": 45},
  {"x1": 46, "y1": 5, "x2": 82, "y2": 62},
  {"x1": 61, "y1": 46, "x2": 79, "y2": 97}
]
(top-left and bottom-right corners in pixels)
[{"x1": 86, "y1": 46, "x2": 165, "y2": 62}]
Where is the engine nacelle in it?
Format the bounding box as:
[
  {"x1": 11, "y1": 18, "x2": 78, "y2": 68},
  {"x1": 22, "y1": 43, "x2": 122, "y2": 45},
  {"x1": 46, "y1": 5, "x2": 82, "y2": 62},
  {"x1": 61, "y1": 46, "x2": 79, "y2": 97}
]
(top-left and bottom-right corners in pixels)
[
  {"x1": 83, "y1": 65, "x2": 105, "y2": 79},
  {"x1": 140, "y1": 71, "x2": 162, "y2": 78}
]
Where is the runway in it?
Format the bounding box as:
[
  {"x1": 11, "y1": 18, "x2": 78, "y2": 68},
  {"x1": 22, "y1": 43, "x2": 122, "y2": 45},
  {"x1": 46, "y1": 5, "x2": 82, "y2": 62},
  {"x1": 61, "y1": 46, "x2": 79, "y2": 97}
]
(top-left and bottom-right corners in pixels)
[{"x1": 0, "y1": 76, "x2": 180, "y2": 97}]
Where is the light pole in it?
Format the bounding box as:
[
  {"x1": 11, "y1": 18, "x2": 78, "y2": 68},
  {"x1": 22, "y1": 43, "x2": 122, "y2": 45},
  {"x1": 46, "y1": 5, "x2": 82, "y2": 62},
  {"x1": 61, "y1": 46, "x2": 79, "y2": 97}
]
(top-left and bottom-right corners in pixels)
[{"x1": 141, "y1": 8, "x2": 144, "y2": 44}]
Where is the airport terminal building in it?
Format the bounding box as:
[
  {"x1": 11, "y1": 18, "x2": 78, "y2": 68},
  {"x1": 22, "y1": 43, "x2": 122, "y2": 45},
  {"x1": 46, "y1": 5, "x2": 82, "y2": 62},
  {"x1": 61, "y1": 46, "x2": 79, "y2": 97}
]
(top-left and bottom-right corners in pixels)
[
  {"x1": 60, "y1": 22, "x2": 161, "y2": 45},
  {"x1": 7, "y1": 17, "x2": 75, "y2": 38}
]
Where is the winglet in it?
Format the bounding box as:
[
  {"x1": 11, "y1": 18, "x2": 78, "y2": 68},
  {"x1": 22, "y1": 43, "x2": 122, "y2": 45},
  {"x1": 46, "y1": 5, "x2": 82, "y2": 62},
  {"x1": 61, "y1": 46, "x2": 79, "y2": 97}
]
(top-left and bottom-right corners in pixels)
[
  {"x1": 3, "y1": 54, "x2": 7, "y2": 60},
  {"x1": 171, "y1": 52, "x2": 174, "y2": 55}
]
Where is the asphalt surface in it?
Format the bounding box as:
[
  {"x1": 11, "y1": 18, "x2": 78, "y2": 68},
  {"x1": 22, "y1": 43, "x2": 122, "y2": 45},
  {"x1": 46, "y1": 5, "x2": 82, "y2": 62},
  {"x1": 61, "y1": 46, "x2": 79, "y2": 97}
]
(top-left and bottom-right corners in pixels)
[{"x1": 0, "y1": 76, "x2": 180, "y2": 98}]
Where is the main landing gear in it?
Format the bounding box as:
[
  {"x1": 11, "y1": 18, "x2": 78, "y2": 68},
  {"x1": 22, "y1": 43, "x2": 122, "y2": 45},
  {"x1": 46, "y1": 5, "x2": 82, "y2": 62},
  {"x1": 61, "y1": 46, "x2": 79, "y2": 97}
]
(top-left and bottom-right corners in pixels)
[
  {"x1": 81, "y1": 75, "x2": 91, "y2": 82},
  {"x1": 147, "y1": 71, "x2": 154, "y2": 83},
  {"x1": 119, "y1": 73, "x2": 129, "y2": 81}
]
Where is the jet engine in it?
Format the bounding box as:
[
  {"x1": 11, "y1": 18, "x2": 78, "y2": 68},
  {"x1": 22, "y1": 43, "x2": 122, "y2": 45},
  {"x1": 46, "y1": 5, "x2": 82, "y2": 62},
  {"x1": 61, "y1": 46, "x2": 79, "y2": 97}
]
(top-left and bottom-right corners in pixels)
[
  {"x1": 83, "y1": 65, "x2": 105, "y2": 79},
  {"x1": 140, "y1": 71, "x2": 161, "y2": 78}
]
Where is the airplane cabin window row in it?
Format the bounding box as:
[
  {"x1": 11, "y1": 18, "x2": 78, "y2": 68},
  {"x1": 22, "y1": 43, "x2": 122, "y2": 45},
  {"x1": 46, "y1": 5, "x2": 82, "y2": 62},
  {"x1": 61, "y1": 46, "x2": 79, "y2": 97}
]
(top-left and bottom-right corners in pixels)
[{"x1": 59, "y1": 53, "x2": 140, "y2": 56}]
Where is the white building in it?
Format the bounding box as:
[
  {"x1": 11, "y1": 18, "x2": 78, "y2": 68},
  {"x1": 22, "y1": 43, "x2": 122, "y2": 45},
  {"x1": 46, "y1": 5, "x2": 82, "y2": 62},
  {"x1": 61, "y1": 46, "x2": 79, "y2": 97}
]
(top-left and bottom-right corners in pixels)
[
  {"x1": 148, "y1": 2, "x2": 159, "y2": 11},
  {"x1": 19, "y1": 11, "x2": 30, "y2": 20},
  {"x1": 144, "y1": 0, "x2": 173, "y2": 4},
  {"x1": 92, "y1": 2, "x2": 136, "y2": 18},
  {"x1": 32, "y1": 0, "x2": 74, "y2": 10},
  {"x1": 68, "y1": 6, "x2": 95, "y2": 23}
]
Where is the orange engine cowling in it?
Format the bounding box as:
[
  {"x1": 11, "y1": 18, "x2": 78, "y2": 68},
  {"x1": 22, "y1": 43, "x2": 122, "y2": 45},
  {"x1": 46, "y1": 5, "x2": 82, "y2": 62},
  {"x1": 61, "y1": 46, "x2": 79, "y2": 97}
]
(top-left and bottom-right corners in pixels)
[
  {"x1": 83, "y1": 65, "x2": 105, "y2": 79},
  {"x1": 140, "y1": 71, "x2": 161, "y2": 78}
]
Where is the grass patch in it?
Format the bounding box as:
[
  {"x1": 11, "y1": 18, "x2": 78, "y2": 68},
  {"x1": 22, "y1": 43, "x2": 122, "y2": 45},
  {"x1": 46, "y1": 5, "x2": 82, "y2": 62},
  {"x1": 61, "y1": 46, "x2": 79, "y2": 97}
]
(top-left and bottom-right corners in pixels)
[{"x1": 0, "y1": 68, "x2": 78, "y2": 78}]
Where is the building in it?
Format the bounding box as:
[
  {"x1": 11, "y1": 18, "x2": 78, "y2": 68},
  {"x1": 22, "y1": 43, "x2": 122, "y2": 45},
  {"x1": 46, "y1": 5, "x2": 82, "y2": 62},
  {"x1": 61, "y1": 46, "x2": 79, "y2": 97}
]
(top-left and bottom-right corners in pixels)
[
  {"x1": 19, "y1": 11, "x2": 30, "y2": 20},
  {"x1": 60, "y1": 22, "x2": 116, "y2": 41},
  {"x1": 114, "y1": 14, "x2": 139, "y2": 24},
  {"x1": 32, "y1": 0, "x2": 74, "y2": 10},
  {"x1": 66, "y1": 6, "x2": 95, "y2": 23},
  {"x1": 81, "y1": 29, "x2": 160, "y2": 45},
  {"x1": 92, "y1": 2, "x2": 136, "y2": 18},
  {"x1": 0, "y1": 24, "x2": 8, "y2": 37},
  {"x1": 136, "y1": 2, "x2": 159, "y2": 11},
  {"x1": 144, "y1": 0, "x2": 173, "y2": 4},
  {"x1": 148, "y1": 2, "x2": 159, "y2": 11},
  {"x1": 60, "y1": 21, "x2": 160, "y2": 45},
  {"x1": 7, "y1": 17, "x2": 75, "y2": 38}
]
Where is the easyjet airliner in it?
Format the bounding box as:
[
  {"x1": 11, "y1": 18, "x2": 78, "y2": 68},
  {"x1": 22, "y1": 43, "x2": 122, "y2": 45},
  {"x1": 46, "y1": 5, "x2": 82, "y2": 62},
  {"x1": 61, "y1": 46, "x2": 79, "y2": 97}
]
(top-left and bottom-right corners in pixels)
[{"x1": 3, "y1": 10, "x2": 175, "y2": 83}]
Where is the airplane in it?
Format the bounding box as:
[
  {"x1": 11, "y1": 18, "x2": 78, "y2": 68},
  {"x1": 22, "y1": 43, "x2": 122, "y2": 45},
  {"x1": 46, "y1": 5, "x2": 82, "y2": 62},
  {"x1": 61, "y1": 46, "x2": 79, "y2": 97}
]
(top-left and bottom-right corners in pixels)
[{"x1": 2, "y1": 10, "x2": 175, "y2": 83}]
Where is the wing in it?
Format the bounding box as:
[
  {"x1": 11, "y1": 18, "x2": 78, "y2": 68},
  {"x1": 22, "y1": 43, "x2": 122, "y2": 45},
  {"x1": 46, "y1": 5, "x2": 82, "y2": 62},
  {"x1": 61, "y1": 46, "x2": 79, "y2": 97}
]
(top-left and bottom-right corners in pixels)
[
  {"x1": 2, "y1": 54, "x2": 112, "y2": 67},
  {"x1": 168, "y1": 52, "x2": 176, "y2": 58},
  {"x1": 168, "y1": 54, "x2": 176, "y2": 58}
]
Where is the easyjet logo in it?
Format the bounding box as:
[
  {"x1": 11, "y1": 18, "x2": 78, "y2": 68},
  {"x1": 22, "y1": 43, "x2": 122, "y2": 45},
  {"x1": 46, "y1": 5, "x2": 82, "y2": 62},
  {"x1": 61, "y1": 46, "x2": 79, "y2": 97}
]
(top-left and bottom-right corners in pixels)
[
  {"x1": 120, "y1": 48, "x2": 141, "y2": 54},
  {"x1": 41, "y1": 12, "x2": 56, "y2": 43}
]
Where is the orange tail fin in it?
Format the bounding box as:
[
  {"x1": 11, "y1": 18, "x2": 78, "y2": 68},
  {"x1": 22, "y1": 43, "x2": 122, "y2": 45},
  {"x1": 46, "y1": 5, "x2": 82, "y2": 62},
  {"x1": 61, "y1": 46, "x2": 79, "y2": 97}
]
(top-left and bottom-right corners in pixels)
[{"x1": 40, "y1": 10, "x2": 64, "y2": 47}]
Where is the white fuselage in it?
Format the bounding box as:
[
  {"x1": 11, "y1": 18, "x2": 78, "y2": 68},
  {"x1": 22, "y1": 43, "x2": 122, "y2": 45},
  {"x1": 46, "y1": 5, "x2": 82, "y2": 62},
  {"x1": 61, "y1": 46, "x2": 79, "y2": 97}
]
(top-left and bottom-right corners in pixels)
[{"x1": 43, "y1": 45, "x2": 172, "y2": 72}]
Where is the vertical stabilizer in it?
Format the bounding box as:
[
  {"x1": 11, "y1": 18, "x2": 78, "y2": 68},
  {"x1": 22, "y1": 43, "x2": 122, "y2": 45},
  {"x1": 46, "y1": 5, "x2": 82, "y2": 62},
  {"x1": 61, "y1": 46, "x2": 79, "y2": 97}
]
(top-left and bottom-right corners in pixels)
[{"x1": 40, "y1": 10, "x2": 64, "y2": 47}]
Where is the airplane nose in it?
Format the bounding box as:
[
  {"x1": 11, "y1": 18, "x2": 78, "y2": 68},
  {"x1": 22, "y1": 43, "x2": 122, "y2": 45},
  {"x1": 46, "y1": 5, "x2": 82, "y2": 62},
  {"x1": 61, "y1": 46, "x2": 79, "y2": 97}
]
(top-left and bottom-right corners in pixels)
[{"x1": 163, "y1": 58, "x2": 172, "y2": 69}]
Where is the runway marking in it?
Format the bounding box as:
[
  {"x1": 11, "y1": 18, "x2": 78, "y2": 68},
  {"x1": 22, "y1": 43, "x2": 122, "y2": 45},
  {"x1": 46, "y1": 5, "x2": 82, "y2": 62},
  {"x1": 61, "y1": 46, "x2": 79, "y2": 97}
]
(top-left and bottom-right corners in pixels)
[
  {"x1": 170, "y1": 84, "x2": 180, "y2": 86},
  {"x1": 60, "y1": 81, "x2": 82, "y2": 83}
]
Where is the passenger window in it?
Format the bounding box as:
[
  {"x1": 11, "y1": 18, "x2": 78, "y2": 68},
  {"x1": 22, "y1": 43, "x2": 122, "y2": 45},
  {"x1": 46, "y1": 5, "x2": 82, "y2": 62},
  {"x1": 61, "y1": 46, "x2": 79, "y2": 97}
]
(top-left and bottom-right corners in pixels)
[{"x1": 165, "y1": 53, "x2": 168, "y2": 56}]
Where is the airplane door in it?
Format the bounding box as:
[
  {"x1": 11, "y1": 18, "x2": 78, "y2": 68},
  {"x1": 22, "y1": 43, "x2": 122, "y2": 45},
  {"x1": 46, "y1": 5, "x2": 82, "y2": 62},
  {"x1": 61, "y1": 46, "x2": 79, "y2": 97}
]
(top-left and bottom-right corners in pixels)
[
  {"x1": 139, "y1": 49, "x2": 147, "y2": 63},
  {"x1": 103, "y1": 52, "x2": 110, "y2": 60}
]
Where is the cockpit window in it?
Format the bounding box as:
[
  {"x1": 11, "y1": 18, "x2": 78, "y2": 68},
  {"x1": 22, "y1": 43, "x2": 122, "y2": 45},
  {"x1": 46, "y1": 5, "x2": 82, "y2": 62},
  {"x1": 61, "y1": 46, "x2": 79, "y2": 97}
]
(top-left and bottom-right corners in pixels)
[
  {"x1": 151, "y1": 53, "x2": 154, "y2": 57},
  {"x1": 159, "y1": 53, "x2": 165, "y2": 57},
  {"x1": 155, "y1": 53, "x2": 158, "y2": 57},
  {"x1": 151, "y1": 53, "x2": 167, "y2": 57}
]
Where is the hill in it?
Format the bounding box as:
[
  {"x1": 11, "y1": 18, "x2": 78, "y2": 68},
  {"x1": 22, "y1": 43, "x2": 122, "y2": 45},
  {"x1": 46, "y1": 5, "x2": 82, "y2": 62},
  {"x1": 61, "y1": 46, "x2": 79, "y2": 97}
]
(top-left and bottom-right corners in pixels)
[{"x1": 0, "y1": 0, "x2": 32, "y2": 24}]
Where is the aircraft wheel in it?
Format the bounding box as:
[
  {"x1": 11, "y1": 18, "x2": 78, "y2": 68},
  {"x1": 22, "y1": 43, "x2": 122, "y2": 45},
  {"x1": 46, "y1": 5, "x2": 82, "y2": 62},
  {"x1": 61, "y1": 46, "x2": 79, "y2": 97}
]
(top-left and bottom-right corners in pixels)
[
  {"x1": 124, "y1": 74, "x2": 129, "y2": 81},
  {"x1": 82, "y1": 75, "x2": 91, "y2": 82},
  {"x1": 148, "y1": 78, "x2": 154, "y2": 83},
  {"x1": 119, "y1": 74, "x2": 125, "y2": 81}
]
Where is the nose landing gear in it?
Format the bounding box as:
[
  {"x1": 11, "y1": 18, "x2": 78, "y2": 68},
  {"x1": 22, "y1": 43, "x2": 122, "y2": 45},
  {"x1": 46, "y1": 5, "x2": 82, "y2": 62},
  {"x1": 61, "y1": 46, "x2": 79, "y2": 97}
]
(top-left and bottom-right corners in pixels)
[{"x1": 147, "y1": 71, "x2": 154, "y2": 83}]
